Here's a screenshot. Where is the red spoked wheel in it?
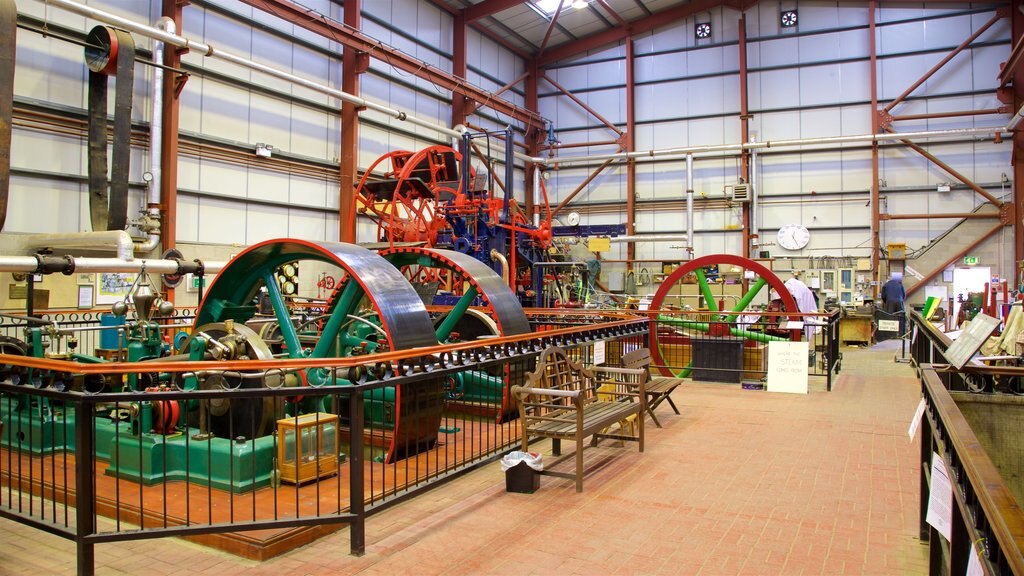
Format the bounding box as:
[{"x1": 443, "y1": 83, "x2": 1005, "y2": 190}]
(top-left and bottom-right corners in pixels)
[
  {"x1": 354, "y1": 146, "x2": 465, "y2": 246},
  {"x1": 648, "y1": 255, "x2": 800, "y2": 378}
]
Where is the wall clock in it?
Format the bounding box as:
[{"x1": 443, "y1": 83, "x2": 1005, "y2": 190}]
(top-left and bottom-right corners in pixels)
[{"x1": 777, "y1": 223, "x2": 810, "y2": 251}]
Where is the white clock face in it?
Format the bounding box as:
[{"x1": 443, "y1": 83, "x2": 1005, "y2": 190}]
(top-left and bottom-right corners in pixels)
[{"x1": 777, "y1": 224, "x2": 810, "y2": 250}]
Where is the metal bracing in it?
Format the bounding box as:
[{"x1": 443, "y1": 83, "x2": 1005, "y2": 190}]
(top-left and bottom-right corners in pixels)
[
  {"x1": 240, "y1": 0, "x2": 544, "y2": 130},
  {"x1": 541, "y1": 73, "x2": 623, "y2": 138}
]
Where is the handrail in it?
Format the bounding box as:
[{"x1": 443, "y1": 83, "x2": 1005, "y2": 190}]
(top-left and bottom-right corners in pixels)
[
  {"x1": 0, "y1": 315, "x2": 648, "y2": 374},
  {"x1": 921, "y1": 365, "x2": 1024, "y2": 574}
]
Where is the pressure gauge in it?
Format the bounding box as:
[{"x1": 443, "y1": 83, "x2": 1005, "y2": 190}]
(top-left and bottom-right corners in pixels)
[
  {"x1": 142, "y1": 172, "x2": 154, "y2": 183},
  {"x1": 777, "y1": 223, "x2": 810, "y2": 251},
  {"x1": 567, "y1": 212, "x2": 581, "y2": 226}
]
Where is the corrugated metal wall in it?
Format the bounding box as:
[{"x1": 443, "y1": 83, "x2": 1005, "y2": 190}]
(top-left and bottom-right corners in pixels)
[
  {"x1": 539, "y1": 3, "x2": 1010, "y2": 275},
  {"x1": 6, "y1": 0, "x2": 526, "y2": 247}
]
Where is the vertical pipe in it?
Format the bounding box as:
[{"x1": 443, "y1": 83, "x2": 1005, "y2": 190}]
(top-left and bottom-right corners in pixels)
[
  {"x1": 750, "y1": 143, "x2": 759, "y2": 252},
  {"x1": 532, "y1": 164, "x2": 541, "y2": 226},
  {"x1": 869, "y1": 1, "x2": 881, "y2": 300},
  {"x1": 625, "y1": 38, "x2": 636, "y2": 264},
  {"x1": 451, "y1": 13, "x2": 467, "y2": 128},
  {"x1": 686, "y1": 154, "x2": 694, "y2": 256}
]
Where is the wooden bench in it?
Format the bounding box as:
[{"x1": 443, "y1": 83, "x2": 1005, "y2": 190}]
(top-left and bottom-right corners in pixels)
[
  {"x1": 511, "y1": 346, "x2": 646, "y2": 492},
  {"x1": 621, "y1": 347, "x2": 685, "y2": 428}
]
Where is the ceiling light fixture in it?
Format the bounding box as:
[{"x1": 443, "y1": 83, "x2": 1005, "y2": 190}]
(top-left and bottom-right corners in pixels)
[{"x1": 572, "y1": 0, "x2": 588, "y2": 8}]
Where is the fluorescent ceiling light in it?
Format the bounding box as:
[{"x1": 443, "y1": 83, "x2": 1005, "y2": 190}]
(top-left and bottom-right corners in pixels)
[{"x1": 572, "y1": 0, "x2": 588, "y2": 8}]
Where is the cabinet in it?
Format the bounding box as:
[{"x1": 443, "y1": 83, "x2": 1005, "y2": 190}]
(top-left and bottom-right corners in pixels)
[{"x1": 277, "y1": 412, "x2": 339, "y2": 485}]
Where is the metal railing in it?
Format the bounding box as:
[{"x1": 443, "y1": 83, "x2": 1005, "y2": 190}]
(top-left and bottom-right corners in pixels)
[
  {"x1": 646, "y1": 308, "x2": 842, "y2": 391},
  {"x1": 0, "y1": 312, "x2": 648, "y2": 575}
]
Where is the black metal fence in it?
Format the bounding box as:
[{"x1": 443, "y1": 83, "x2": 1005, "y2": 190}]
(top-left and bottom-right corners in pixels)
[
  {"x1": 0, "y1": 313, "x2": 647, "y2": 575},
  {"x1": 649, "y1": 309, "x2": 842, "y2": 391}
]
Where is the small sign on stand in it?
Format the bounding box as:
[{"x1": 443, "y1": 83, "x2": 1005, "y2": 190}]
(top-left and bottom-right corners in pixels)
[{"x1": 766, "y1": 341, "x2": 809, "y2": 394}]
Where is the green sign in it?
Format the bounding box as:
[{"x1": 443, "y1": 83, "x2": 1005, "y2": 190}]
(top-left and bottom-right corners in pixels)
[
  {"x1": 191, "y1": 276, "x2": 207, "y2": 289},
  {"x1": 963, "y1": 256, "x2": 980, "y2": 266}
]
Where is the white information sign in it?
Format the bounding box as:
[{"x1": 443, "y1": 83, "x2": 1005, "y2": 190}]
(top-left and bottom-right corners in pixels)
[
  {"x1": 926, "y1": 452, "x2": 953, "y2": 541},
  {"x1": 908, "y1": 398, "x2": 926, "y2": 441},
  {"x1": 967, "y1": 542, "x2": 984, "y2": 576},
  {"x1": 766, "y1": 341, "x2": 809, "y2": 394},
  {"x1": 878, "y1": 319, "x2": 900, "y2": 333},
  {"x1": 593, "y1": 340, "x2": 606, "y2": 366}
]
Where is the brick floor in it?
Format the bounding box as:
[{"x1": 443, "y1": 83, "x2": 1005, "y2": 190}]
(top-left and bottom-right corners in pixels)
[{"x1": 0, "y1": 341, "x2": 929, "y2": 575}]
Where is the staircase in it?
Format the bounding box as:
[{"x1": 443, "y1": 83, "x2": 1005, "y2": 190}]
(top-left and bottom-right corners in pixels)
[{"x1": 902, "y1": 203, "x2": 1002, "y2": 299}]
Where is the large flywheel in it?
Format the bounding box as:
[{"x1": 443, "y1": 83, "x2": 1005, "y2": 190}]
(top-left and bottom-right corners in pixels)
[
  {"x1": 192, "y1": 239, "x2": 441, "y2": 461},
  {"x1": 649, "y1": 254, "x2": 799, "y2": 378},
  {"x1": 380, "y1": 246, "x2": 529, "y2": 422}
]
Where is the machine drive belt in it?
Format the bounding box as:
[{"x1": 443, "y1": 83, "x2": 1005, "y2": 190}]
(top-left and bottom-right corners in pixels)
[
  {"x1": 0, "y1": 0, "x2": 16, "y2": 232},
  {"x1": 86, "y1": 26, "x2": 135, "y2": 232}
]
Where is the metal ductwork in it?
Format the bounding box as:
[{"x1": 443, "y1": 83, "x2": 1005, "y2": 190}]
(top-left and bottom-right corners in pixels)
[{"x1": 23, "y1": 230, "x2": 135, "y2": 261}]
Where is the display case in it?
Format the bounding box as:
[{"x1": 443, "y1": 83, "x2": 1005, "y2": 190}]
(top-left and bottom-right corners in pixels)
[{"x1": 276, "y1": 412, "x2": 339, "y2": 485}]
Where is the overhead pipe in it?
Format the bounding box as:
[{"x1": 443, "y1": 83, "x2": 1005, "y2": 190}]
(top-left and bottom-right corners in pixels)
[
  {"x1": 686, "y1": 154, "x2": 694, "y2": 255},
  {"x1": 538, "y1": 127, "x2": 1009, "y2": 167},
  {"x1": 607, "y1": 234, "x2": 688, "y2": 243},
  {"x1": 1007, "y1": 101, "x2": 1024, "y2": 131},
  {"x1": 0, "y1": 255, "x2": 225, "y2": 275}
]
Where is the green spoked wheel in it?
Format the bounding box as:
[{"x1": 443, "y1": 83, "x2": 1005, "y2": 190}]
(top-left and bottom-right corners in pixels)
[{"x1": 192, "y1": 239, "x2": 440, "y2": 462}]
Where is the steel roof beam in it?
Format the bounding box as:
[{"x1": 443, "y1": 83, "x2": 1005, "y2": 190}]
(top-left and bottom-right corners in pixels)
[
  {"x1": 242, "y1": 0, "x2": 544, "y2": 129},
  {"x1": 538, "y1": 0, "x2": 749, "y2": 66}
]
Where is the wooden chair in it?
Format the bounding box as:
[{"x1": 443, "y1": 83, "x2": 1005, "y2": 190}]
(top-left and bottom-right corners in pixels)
[{"x1": 621, "y1": 347, "x2": 684, "y2": 428}]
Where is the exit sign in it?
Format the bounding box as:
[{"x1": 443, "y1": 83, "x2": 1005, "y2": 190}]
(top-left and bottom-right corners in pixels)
[{"x1": 963, "y1": 256, "x2": 980, "y2": 265}]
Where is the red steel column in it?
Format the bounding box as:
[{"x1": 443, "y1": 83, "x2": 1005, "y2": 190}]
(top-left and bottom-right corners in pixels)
[
  {"x1": 625, "y1": 38, "x2": 636, "y2": 264},
  {"x1": 1013, "y1": 0, "x2": 1024, "y2": 267},
  {"x1": 738, "y1": 13, "x2": 750, "y2": 259},
  {"x1": 870, "y1": 1, "x2": 881, "y2": 298},
  {"x1": 162, "y1": 0, "x2": 186, "y2": 303},
  {"x1": 339, "y1": 0, "x2": 361, "y2": 243}
]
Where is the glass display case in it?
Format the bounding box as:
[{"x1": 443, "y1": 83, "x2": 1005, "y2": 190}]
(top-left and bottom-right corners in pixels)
[{"x1": 276, "y1": 412, "x2": 339, "y2": 485}]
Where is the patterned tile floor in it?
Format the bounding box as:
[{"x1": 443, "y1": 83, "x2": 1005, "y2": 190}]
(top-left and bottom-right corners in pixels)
[{"x1": 0, "y1": 340, "x2": 929, "y2": 575}]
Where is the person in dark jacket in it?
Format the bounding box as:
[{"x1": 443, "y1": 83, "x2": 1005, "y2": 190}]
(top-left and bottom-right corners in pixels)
[{"x1": 881, "y1": 272, "x2": 906, "y2": 315}]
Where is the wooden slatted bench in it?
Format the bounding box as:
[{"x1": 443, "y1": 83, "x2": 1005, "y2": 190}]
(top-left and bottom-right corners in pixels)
[
  {"x1": 511, "y1": 346, "x2": 646, "y2": 492},
  {"x1": 621, "y1": 347, "x2": 685, "y2": 428}
]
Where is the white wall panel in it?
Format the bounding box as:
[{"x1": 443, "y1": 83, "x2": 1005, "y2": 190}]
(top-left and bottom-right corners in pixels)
[
  {"x1": 799, "y1": 64, "x2": 841, "y2": 107},
  {"x1": 14, "y1": 33, "x2": 85, "y2": 109},
  {"x1": 6, "y1": 178, "x2": 81, "y2": 234},
  {"x1": 687, "y1": 76, "x2": 727, "y2": 117},
  {"x1": 246, "y1": 204, "x2": 289, "y2": 242},
  {"x1": 176, "y1": 195, "x2": 200, "y2": 243},
  {"x1": 199, "y1": 158, "x2": 247, "y2": 198},
  {"x1": 759, "y1": 37, "x2": 798, "y2": 68},
  {"x1": 196, "y1": 198, "x2": 247, "y2": 244},
  {"x1": 840, "y1": 150, "x2": 873, "y2": 190},
  {"x1": 249, "y1": 93, "x2": 291, "y2": 149},
  {"x1": 246, "y1": 169, "x2": 289, "y2": 204},
  {"x1": 757, "y1": 68, "x2": 799, "y2": 110},
  {"x1": 290, "y1": 176, "x2": 331, "y2": 209},
  {"x1": 800, "y1": 150, "x2": 843, "y2": 193},
  {"x1": 289, "y1": 105, "x2": 330, "y2": 159}
]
